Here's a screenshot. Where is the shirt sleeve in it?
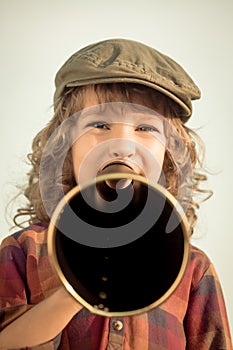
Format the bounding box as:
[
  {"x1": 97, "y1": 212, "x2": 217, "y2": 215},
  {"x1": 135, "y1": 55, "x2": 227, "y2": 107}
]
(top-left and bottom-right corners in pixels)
[
  {"x1": 0, "y1": 233, "x2": 62, "y2": 349},
  {"x1": 184, "y1": 262, "x2": 232, "y2": 349},
  {"x1": 0, "y1": 235, "x2": 31, "y2": 326}
]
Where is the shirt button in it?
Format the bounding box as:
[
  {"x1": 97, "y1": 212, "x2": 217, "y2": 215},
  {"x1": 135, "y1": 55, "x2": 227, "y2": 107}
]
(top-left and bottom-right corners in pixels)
[{"x1": 112, "y1": 320, "x2": 124, "y2": 331}]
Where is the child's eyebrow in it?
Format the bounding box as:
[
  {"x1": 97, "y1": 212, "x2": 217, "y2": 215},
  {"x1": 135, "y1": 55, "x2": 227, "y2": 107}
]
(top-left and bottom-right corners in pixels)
[
  {"x1": 79, "y1": 107, "x2": 105, "y2": 119},
  {"x1": 79, "y1": 106, "x2": 164, "y2": 120},
  {"x1": 79, "y1": 112, "x2": 164, "y2": 127}
]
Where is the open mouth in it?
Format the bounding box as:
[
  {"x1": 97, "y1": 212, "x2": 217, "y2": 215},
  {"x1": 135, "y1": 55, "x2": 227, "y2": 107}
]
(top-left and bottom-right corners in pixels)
[{"x1": 98, "y1": 161, "x2": 139, "y2": 190}]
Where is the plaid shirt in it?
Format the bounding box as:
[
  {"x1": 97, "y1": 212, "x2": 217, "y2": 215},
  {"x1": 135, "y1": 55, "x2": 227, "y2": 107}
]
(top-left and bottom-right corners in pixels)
[{"x1": 0, "y1": 223, "x2": 232, "y2": 349}]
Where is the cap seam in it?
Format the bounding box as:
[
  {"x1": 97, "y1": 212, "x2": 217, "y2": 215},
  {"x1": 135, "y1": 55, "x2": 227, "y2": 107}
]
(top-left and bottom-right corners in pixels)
[{"x1": 75, "y1": 53, "x2": 198, "y2": 93}]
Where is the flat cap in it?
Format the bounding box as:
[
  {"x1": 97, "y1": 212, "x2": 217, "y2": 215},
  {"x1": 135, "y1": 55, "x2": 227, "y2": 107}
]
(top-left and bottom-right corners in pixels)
[{"x1": 54, "y1": 38, "x2": 201, "y2": 121}]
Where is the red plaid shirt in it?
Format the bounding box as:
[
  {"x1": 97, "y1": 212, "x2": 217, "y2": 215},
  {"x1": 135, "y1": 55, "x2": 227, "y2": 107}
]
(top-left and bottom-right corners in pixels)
[{"x1": 0, "y1": 223, "x2": 232, "y2": 349}]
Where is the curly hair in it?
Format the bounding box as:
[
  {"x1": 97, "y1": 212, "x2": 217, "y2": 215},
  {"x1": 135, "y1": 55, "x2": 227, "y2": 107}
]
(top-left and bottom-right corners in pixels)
[{"x1": 13, "y1": 83, "x2": 212, "y2": 233}]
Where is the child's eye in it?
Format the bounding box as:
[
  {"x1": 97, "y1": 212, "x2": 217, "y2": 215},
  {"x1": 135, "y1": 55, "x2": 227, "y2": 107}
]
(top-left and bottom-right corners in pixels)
[
  {"x1": 137, "y1": 125, "x2": 160, "y2": 133},
  {"x1": 88, "y1": 121, "x2": 110, "y2": 130}
]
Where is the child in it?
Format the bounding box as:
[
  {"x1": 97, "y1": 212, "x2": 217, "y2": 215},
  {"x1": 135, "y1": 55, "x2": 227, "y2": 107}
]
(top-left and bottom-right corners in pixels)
[{"x1": 0, "y1": 38, "x2": 232, "y2": 349}]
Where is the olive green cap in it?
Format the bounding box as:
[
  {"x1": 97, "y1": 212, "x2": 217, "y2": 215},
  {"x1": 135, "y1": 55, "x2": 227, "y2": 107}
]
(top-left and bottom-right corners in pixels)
[{"x1": 54, "y1": 38, "x2": 201, "y2": 122}]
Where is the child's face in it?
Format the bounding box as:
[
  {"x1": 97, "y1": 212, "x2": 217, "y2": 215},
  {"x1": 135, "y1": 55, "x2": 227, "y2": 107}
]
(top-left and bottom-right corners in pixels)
[{"x1": 71, "y1": 87, "x2": 166, "y2": 185}]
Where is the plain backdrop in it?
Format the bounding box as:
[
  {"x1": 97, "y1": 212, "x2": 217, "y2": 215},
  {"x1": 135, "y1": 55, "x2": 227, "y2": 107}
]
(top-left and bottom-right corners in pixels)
[{"x1": 0, "y1": 0, "x2": 232, "y2": 334}]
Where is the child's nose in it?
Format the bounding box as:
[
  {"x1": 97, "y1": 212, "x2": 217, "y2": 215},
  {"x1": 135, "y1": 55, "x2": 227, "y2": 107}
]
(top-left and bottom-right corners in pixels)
[{"x1": 108, "y1": 138, "x2": 136, "y2": 159}]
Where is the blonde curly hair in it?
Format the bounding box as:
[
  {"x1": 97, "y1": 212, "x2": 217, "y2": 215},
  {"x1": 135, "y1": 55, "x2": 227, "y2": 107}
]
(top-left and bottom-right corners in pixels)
[{"x1": 13, "y1": 83, "x2": 211, "y2": 233}]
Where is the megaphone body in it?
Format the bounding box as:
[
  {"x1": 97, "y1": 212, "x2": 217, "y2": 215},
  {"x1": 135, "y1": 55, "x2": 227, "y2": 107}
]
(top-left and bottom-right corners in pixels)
[{"x1": 47, "y1": 173, "x2": 190, "y2": 317}]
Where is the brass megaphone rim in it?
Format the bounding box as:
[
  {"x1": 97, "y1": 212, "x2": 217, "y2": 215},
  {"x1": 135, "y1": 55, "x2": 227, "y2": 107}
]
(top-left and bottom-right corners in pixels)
[{"x1": 47, "y1": 172, "x2": 190, "y2": 317}]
